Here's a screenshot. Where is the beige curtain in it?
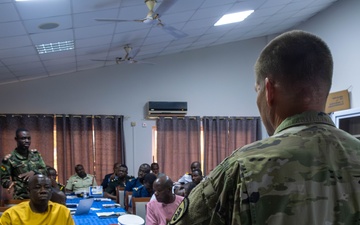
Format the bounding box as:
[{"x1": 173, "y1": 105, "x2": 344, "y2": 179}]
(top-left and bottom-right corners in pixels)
[
  {"x1": 203, "y1": 116, "x2": 261, "y2": 175},
  {"x1": 156, "y1": 117, "x2": 201, "y2": 181},
  {"x1": 56, "y1": 115, "x2": 125, "y2": 185},
  {"x1": 56, "y1": 115, "x2": 94, "y2": 185},
  {"x1": 94, "y1": 115, "x2": 125, "y2": 186}
]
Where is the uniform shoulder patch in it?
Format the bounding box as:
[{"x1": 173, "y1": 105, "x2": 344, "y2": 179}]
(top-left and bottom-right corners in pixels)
[
  {"x1": 1, "y1": 165, "x2": 7, "y2": 171},
  {"x1": 133, "y1": 185, "x2": 143, "y2": 192},
  {"x1": 169, "y1": 197, "x2": 189, "y2": 225}
]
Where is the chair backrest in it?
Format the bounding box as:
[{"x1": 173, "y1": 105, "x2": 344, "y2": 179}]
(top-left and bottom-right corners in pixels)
[
  {"x1": 132, "y1": 197, "x2": 151, "y2": 220},
  {"x1": 124, "y1": 191, "x2": 132, "y2": 212},
  {"x1": 2, "y1": 199, "x2": 29, "y2": 207},
  {"x1": 0, "y1": 206, "x2": 11, "y2": 217},
  {"x1": 116, "y1": 186, "x2": 125, "y2": 206}
]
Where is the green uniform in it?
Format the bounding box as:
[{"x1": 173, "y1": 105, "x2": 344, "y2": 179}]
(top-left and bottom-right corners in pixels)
[
  {"x1": 170, "y1": 111, "x2": 360, "y2": 225},
  {"x1": 0, "y1": 149, "x2": 47, "y2": 199}
]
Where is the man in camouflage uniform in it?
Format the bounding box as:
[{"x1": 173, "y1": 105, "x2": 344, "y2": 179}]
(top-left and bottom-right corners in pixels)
[
  {"x1": 169, "y1": 30, "x2": 360, "y2": 225},
  {"x1": 0, "y1": 128, "x2": 47, "y2": 199}
]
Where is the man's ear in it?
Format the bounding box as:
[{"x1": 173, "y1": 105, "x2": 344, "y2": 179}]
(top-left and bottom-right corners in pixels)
[{"x1": 265, "y1": 77, "x2": 275, "y2": 106}]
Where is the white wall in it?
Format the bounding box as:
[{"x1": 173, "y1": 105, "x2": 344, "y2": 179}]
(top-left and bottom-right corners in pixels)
[
  {"x1": 296, "y1": 0, "x2": 360, "y2": 108},
  {"x1": 0, "y1": 0, "x2": 359, "y2": 175},
  {"x1": 0, "y1": 37, "x2": 264, "y2": 175}
]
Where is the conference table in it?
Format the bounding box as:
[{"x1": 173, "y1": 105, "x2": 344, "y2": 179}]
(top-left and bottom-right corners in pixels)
[{"x1": 66, "y1": 196, "x2": 125, "y2": 225}]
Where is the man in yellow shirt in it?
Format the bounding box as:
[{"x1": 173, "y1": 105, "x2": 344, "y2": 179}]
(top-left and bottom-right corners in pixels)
[{"x1": 1, "y1": 174, "x2": 75, "y2": 225}]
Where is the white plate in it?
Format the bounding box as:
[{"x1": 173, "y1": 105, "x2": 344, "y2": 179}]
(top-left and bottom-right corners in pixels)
[{"x1": 118, "y1": 214, "x2": 144, "y2": 225}]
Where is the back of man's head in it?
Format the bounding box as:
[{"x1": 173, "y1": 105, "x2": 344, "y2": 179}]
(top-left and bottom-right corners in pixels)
[
  {"x1": 255, "y1": 30, "x2": 333, "y2": 100},
  {"x1": 144, "y1": 173, "x2": 157, "y2": 185}
]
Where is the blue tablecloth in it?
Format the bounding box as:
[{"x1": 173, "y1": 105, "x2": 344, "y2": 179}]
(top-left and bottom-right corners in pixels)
[{"x1": 66, "y1": 197, "x2": 125, "y2": 225}]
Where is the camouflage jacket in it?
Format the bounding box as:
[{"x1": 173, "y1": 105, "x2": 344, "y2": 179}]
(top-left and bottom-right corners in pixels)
[
  {"x1": 169, "y1": 111, "x2": 360, "y2": 225},
  {"x1": 0, "y1": 148, "x2": 47, "y2": 199}
]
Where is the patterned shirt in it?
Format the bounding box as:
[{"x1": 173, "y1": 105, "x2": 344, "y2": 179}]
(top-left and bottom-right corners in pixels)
[
  {"x1": 170, "y1": 111, "x2": 360, "y2": 225},
  {"x1": 0, "y1": 149, "x2": 47, "y2": 199}
]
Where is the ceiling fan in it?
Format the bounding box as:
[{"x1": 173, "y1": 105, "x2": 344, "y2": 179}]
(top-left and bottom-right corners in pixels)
[
  {"x1": 95, "y1": 0, "x2": 187, "y2": 39},
  {"x1": 92, "y1": 44, "x2": 154, "y2": 65}
]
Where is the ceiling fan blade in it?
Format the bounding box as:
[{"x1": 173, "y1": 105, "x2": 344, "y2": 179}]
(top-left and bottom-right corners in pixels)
[
  {"x1": 127, "y1": 59, "x2": 155, "y2": 65},
  {"x1": 91, "y1": 59, "x2": 114, "y2": 62},
  {"x1": 159, "y1": 24, "x2": 188, "y2": 39},
  {"x1": 129, "y1": 48, "x2": 141, "y2": 58},
  {"x1": 154, "y1": 0, "x2": 176, "y2": 17},
  {"x1": 95, "y1": 18, "x2": 144, "y2": 23}
]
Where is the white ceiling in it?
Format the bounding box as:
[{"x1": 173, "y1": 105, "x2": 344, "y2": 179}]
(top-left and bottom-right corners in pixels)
[{"x1": 0, "y1": 0, "x2": 338, "y2": 85}]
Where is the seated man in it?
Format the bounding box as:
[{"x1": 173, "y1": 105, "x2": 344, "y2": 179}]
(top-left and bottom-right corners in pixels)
[
  {"x1": 184, "y1": 182, "x2": 197, "y2": 197},
  {"x1": 174, "y1": 182, "x2": 197, "y2": 198},
  {"x1": 65, "y1": 164, "x2": 97, "y2": 193},
  {"x1": 125, "y1": 163, "x2": 151, "y2": 192},
  {"x1": 1, "y1": 174, "x2": 75, "y2": 225},
  {"x1": 132, "y1": 173, "x2": 157, "y2": 198},
  {"x1": 46, "y1": 166, "x2": 66, "y2": 205},
  {"x1": 101, "y1": 162, "x2": 121, "y2": 190},
  {"x1": 146, "y1": 176, "x2": 184, "y2": 225},
  {"x1": 191, "y1": 169, "x2": 203, "y2": 185},
  {"x1": 151, "y1": 162, "x2": 165, "y2": 177},
  {"x1": 103, "y1": 164, "x2": 134, "y2": 200},
  {"x1": 177, "y1": 161, "x2": 201, "y2": 184}
]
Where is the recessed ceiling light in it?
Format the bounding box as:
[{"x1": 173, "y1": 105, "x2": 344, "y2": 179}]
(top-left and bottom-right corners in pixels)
[
  {"x1": 39, "y1": 23, "x2": 59, "y2": 30},
  {"x1": 214, "y1": 10, "x2": 254, "y2": 26},
  {"x1": 35, "y1": 40, "x2": 74, "y2": 54}
]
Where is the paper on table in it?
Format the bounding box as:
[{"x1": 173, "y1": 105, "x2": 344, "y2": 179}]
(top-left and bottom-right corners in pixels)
[
  {"x1": 96, "y1": 212, "x2": 125, "y2": 218},
  {"x1": 102, "y1": 203, "x2": 121, "y2": 208}
]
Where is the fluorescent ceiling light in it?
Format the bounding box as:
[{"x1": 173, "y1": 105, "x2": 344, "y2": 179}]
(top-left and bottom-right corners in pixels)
[
  {"x1": 35, "y1": 40, "x2": 74, "y2": 54},
  {"x1": 214, "y1": 10, "x2": 254, "y2": 26}
]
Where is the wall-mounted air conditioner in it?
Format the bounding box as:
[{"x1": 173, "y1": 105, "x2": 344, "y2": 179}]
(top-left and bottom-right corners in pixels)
[{"x1": 147, "y1": 101, "x2": 187, "y2": 118}]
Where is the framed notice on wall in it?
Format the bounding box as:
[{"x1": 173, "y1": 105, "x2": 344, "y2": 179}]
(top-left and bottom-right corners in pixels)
[{"x1": 325, "y1": 90, "x2": 350, "y2": 113}]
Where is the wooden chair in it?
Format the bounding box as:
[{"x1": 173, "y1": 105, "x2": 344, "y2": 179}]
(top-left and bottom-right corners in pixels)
[
  {"x1": 124, "y1": 191, "x2": 132, "y2": 212},
  {"x1": 132, "y1": 197, "x2": 151, "y2": 220},
  {"x1": 116, "y1": 186, "x2": 125, "y2": 206}
]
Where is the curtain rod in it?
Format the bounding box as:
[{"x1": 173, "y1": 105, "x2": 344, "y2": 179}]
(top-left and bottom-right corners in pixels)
[
  {"x1": 0, "y1": 114, "x2": 124, "y2": 119},
  {"x1": 160, "y1": 116, "x2": 259, "y2": 120}
]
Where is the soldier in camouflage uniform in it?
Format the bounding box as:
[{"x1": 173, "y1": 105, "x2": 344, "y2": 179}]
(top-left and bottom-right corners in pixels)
[
  {"x1": 169, "y1": 30, "x2": 360, "y2": 225},
  {"x1": 0, "y1": 128, "x2": 47, "y2": 199}
]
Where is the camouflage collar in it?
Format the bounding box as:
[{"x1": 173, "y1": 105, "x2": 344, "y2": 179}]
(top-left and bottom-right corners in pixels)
[
  {"x1": 13, "y1": 149, "x2": 29, "y2": 160},
  {"x1": 275, "y1": 111, "x2": 335, "y2": 135}
]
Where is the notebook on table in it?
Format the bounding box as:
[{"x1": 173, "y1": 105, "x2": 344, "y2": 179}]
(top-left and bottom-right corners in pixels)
[{"x1": 68, "y1": 198, "x2": 94, "y2": 215}]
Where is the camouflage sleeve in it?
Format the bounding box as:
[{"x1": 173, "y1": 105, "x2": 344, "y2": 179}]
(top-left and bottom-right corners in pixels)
[
  {"x1": 0, "y1": 155, "x2": 12, "y2": 188},
  {"x1": 30, "y1": 149, "x2": 47, "y2": 175},
  {"x1": 169, "y1": 154, "x2": 242, "y2": 225}
]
